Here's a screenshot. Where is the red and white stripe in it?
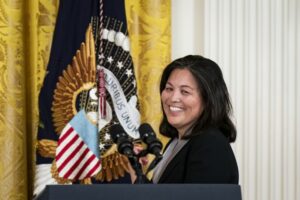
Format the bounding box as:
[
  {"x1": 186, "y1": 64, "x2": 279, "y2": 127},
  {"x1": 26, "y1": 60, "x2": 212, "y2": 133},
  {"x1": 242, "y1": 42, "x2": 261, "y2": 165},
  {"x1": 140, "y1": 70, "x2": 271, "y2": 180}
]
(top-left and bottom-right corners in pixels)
[{"x1": 55, "y1": 124, "x2": 101, "y2": 180}]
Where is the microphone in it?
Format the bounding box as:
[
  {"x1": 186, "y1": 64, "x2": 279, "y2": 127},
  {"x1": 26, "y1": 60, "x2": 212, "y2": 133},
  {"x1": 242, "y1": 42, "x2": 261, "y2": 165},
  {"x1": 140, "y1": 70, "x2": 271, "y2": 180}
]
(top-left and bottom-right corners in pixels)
[
  {"x1": 139, "y1": 123, "x2": 163, "y2": 159},
  {"x1": 110, "y1": 124, "x2": 134, "y2": 158}
]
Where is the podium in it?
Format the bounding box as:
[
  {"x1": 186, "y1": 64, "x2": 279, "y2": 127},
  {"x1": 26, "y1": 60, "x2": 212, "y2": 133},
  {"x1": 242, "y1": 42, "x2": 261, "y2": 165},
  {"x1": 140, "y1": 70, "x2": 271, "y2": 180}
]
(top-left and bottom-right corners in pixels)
[{"x1": 34, "y1": 184, "x2": 242, "y2": 200}]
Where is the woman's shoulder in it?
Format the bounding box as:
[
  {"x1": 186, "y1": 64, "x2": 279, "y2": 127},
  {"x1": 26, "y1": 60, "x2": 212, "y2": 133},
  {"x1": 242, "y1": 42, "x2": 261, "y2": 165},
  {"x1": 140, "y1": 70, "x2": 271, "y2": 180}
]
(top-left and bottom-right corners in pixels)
[
  {"x1": 187, "y1": 126, "x2": 234, "y2": 154},
  {"x1": 191, "y1": 126, "x2": 229, "y2": 143},
  {"x1": 185, "y1": 127, "x2": 239, "y2": 184},
  {"x1": 187, "y1": 126, "x2": 237, "y2": 163}
]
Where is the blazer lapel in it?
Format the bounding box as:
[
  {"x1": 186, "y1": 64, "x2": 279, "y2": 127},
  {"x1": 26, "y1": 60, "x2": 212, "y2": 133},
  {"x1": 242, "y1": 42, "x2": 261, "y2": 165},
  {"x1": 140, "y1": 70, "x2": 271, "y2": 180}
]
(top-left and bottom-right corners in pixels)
[{"x1": 158, "y1": 142, "x2": 189, "y2": 183}]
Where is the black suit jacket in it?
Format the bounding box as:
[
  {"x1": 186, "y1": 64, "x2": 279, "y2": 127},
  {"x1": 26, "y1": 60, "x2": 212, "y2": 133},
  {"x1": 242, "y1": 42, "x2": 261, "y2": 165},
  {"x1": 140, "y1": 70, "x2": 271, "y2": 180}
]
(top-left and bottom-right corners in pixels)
[{"x1": 158, "y1": 127, "x2": 239, "y2": 184}]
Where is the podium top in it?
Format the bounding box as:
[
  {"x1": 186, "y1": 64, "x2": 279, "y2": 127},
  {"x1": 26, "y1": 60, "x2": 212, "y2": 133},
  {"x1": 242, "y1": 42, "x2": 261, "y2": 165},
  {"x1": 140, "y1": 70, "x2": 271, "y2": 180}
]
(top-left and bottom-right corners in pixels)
[{"x1": 35, "y1": 184, "x2": 242, "y2": 200}]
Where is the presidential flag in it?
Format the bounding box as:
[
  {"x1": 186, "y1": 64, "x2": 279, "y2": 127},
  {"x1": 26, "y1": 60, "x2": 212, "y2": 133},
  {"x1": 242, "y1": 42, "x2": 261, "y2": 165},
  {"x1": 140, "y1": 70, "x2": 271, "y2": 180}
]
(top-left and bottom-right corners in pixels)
[{"x1": 34, "y1": 0, "x2": 140, "y2": 196}]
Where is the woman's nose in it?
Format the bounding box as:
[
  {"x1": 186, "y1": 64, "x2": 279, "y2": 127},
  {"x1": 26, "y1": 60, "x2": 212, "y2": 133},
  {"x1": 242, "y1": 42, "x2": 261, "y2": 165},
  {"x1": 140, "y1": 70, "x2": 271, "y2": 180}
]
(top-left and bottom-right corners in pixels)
[{"x1": 170, "y1": 90, "x2": 181, "y2": 102}]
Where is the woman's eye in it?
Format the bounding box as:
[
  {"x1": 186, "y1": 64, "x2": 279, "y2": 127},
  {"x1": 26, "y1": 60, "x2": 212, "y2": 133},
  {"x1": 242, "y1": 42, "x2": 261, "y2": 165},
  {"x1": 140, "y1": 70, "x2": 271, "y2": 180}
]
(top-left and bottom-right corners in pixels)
[
  {"x1": 182, "y1": 90, "x2": 190, "y2": 95},
  {"x1": 165, "y1": 87, "x2": 173, "y2": 92}
]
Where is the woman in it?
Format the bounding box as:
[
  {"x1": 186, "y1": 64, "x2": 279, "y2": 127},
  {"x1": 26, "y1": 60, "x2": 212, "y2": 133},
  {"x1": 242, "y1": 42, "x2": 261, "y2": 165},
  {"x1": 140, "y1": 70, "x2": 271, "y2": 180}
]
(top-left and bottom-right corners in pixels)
[{"x1": 132, "y1": 55, "x2": 239, "y2": 184}]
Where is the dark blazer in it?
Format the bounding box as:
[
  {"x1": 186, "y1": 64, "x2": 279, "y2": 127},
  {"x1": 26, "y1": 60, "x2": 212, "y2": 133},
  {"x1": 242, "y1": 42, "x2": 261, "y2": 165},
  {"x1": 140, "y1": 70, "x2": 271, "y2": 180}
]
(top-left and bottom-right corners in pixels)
[{"x1": 158, "y1": 127, "x2": 239, "y2": 184}]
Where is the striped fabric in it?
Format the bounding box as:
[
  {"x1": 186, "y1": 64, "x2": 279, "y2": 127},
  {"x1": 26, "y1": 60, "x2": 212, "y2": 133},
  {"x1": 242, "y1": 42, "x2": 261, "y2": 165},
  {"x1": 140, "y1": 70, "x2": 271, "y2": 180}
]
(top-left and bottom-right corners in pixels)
[{"x1": 55, "y1": 111, "x2": 101, "y2": 180}]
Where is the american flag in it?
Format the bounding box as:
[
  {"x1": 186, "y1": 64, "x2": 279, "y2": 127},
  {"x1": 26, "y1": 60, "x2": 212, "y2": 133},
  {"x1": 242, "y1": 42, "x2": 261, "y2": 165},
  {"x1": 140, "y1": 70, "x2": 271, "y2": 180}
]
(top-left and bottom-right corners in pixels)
[{"x1": 55, "y1": 110, "x2": 101, "y2": 180}]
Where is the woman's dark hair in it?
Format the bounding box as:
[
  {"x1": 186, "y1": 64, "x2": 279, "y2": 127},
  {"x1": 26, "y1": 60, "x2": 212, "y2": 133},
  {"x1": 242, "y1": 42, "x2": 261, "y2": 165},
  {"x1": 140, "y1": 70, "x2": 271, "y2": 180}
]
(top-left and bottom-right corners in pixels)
[{"x1": 159, "y1": 55, "x2": 236, "y2": 142}]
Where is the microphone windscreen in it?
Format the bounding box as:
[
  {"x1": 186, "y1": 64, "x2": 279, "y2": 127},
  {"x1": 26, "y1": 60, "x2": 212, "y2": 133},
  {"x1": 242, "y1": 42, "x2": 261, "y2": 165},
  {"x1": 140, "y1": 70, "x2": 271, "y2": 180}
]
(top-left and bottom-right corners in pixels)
[
  {"x1": 110, "y1": 124, "x2": 126, "y2": 143},
  {"x1": 138, "y1": 123, "x2": 155, "y2": 138}
]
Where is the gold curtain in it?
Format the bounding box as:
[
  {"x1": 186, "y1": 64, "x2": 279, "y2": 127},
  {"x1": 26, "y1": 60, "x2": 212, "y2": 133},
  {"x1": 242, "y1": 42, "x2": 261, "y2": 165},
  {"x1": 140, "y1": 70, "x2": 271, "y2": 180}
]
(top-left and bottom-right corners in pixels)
[
  {"x1": 0, "y1": 0, "x2": 170, "y2": 199},
  {"x1": 0, "y1": 0, "x2": 59, "y2": 199},
  {"x1": 125, "y1": 0, "x2": 171, "y2": 144}
]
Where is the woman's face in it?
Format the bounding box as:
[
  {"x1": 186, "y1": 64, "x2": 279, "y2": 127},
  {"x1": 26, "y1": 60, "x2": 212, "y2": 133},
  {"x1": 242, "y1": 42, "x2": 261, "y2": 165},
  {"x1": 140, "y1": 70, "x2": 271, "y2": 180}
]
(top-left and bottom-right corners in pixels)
[{"x1": 161, "y1": 68, "x2": 204, "y2": 137}]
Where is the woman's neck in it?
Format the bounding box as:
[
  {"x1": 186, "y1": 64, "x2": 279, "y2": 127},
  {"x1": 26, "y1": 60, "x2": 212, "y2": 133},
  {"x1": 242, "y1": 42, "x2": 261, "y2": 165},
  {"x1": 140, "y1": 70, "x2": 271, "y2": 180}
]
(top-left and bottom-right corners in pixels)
[{"x1": 177, "y1": 126, "x2": 194, "y2": 139}]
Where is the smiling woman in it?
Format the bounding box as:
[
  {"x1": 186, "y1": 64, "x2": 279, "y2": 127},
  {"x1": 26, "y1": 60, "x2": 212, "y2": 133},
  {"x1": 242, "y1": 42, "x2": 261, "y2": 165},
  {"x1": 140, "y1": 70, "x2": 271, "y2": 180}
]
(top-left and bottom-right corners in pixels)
[
  {"x1": 154, "y1": 55, "x2": 238, "y2": 183},
  {"x1": 161, "y1": 68, "x2": 204, "y2": 138},
  {"x1": 129, "y1": 55, "x2": 239, "y2": 184}
]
